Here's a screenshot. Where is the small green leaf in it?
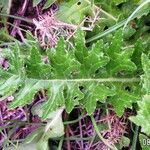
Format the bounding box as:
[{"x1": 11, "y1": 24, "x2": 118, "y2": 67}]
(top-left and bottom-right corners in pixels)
[
  {"x1": 0, "y1": 0, "x2": 9, "y2": 12},
  {"x1": 9, "y1": 79, "x2": 49, "y2": 108},
  {"x1": 129, "y1": 54, "x2": 150, "y2": 134},
  {"x1": 132, "y1": 39, "x2": 143, "y2": 72},
  {"x1": 48, "y1": 38, "x2": 81, "y2": 78},
  {"x1": 111, "y1": 83, "x2": 141, "y2": 116},
  {"x1": 26, "y1": 46, "x2": 51, "y2": 79},
  {"x1": 83, "y1": 40, "x2": 110, "y2": 77},
  {"x1": 81, "y1": 83, "x2": 115, "y2": 114},
  {"x1": 118, "y1": 136, "x2": 130, "y2": 149},
  {"x1": 65, "y1": 83, "x2": 84, "y2": 113},
  {"x1": 44, "y1": 0, "x2": 55, "y2": 9},
  {"x1": 141, "y1": 53, "x2": 150, "y2": 94},
  {"x1": 42, "y1": 81, "x2": 65, "y2": 119},
  {"x1": 130, "y1": 95, "x2": 150, "y2": 134},
  {"x1": 74, "y1": 30, "x2": 88, "y2": 63},
  {"x1": 33, "y1": 0, "x2": 41, "y2": 7},
  {"x1": 106, "y1": 30, "x2": 137, "y2": 75},
  {"x1": 75, "y1": 30, "x2": 110, "y2": 77},
  {"x1": 56, "y1": 0, "x2": 94, "y2": 24},
  {"x1": 0, "y1": 75, "x2": 22, "y2": 97}
]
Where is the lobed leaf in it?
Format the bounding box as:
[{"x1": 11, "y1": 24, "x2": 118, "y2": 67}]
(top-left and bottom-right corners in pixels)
[{"x1": 0, "y1": 29, "x2": 140, "y2": 120}]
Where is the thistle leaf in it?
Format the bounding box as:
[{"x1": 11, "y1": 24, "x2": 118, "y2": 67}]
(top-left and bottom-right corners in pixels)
[
  {"x1": 130, "y1": 54, "x2": 150, "y2": 134},
  {"x1": 48, "y1": 38, "x2": 81, "y2": 79},
  {"x1": 65, "y1": 83, "x2": 84, "y2": 113},
  {"x1": 81, "y1": 83, "x2": 116, "y2": 114},
  {"x1": 106, "y1": 30, "x2": 137, "y2": 75},
  {"x1": 111, "y1": 83, "x2": 141, "y2": 116},
  {"x1": 56, "y1": 0, "x2": 94, "y2": 24},
  {"x1": 0, "y1": 30, "x2": 139, "y2": 120}
]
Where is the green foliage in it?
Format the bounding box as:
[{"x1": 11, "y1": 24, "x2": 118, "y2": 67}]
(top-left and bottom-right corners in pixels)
[
  {"x1": 0, "y1": 29, "x2": 141, "y2": 120},
  {"x1": 26, "y1": 46, "x2": 51, "y2": 79},
  {"x1": 0, "y1": 28, "x2": 13, "y2": 44},
  {"x1": 95, "y1": 0, "x2": 141, "y2": 19},
  {"x1": 117, "y1": 136, "x2": 130, "y2": 149},
  {"x1": 141, "y1": 54, "x2": 150, "y2": 94},
  {"x1": 0, "y1": 0, "x2": 9, "y2": 13},
  {"x1": 87, "y1": 0, "x2": 150, "y2": 43},
  {"x1": 130, "y1": 54, "x2": 150, "y2": 135},
  {"x1": 56, "y1": 0, "x2": 95, "y2": 24},
  {"x1": 111, "y1": 83, "x2": 140, "y2": 116},
  {"x1": 33, "y1": 0, "x2": 56, "y2": 9},
  {"x1": 33, "y1": 0, "x2": 41, "y2": 7},
  {"x1": 130, "y1": 95, "x2": 150, "y2": 134},
  {"x1": 106, "y1": 30, "x2": 137, "y2": 75},
  {"x1": 74, "y1": 30, "x2": 110, "y2": 77},
  {"x1": 0, "y1": 0, "x2": 150, "y2": 149},
  {"x1": 43, "y1": 0, "x2": 56, "y2": 9},
  {"x1": 48, "y1": 38, "x2": 80, "y2": 79},
  {"x1": 81, "y1": 82, "x2": 115, "y2": 114}
]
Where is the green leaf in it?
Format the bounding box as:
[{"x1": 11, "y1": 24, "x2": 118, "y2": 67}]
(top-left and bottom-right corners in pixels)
[
  {"x1": 111, "y1": 83, "x2": 141, "y2": 116},
  {"x1": 130, "y1": 95, "x2": 150, "y2": 135},
  {"x1": 44, "y1": 0, "x2": 56, "y2": 9},
  {"x1": 106, "y1": 30, "x2": 137, "y2": 75},
  {"x1": 42, "y1": 81, "x2": 65, "y2": 119},
  {"x1": 0, "y1": 29, "x2": 141, "y2": 120},
  {"x1": 123, "y1": 25, "x2": 136, "y2": 39},
  {"x1": 9, "y1": 79, "x2": 49, "y2": 108},
  {"x1": 123, "y1": 0, "x2": 150, "y2": 29},
  {"x1": 74, "y1": 30, "x2": 88, "y2": 63},
  {"x1": 141, "y1": 53, "x2": 150, "y2": 94},
  {"x1": 0, "y1": 0, "x2": 9, "y2": 13},
  {"x1": 81, "y1": 83, "x2": 115, "y2": 114},
  {"x1": 83, "y1": 40, "x2": 110, "y2": 77},
  {"x1": 131, "y1": 39, "x2": 143, "y2": 72},
  {"x1": 48, "y1": 38, "x2": 81, "y2": 79},
  {"x1": 117, "y1": 136, "x2": 130, "y2": 149},
  {"x1": 0, "y1": 75, "x2": 22, "y2": 98},
  {"x1": 33, "y1": 0, "x2": 55, "y2": 9},
  {"x1": 130, "y1": 54, "x2": 150, "y2": 134},
  {"x1": 9, "y1": 44, "x2": 24, "y2": 75},
  {"x1": 65, "y1": 83, "x2": 84, "y2": 113},
  {"x1": 33, "y1": 0, "x2": 41, "y2": 7},
  {"x1": 86, "y1": 1, "x2": 150, "y2": 43},
  {"x1": 75, "y1": 30, "x2": 110, "y2": 77},
  {"x1": 56, "y1": 0, "x2": 94, "y2": 24},
  {"x1": 26, "y1": 46, "x2": 51, "y2": 79}
]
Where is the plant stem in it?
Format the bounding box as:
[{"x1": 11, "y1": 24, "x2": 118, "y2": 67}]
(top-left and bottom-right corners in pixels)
[
  {"x1": 123, "y1": 0, "x2": 150, "y2": 30},
  {"x1": 63, "y1": 113, "x2": 85, "y2": 125},
  {"x1": 86, "y1": 4, "x2": 149, "y2": 43},
  {"x1": 90, "y1": 115, "x2": 118, "y2": 150},
  {"x1": 48, "y1": 136, "x2": 94, "y2": 141},
  {"x1": 66, "y1": 126, "x2": 71, "y2": 150},
  {"x1": 45, "y1": 107, "x2": 64, "y2": 132},
  {"x1": 131, "y1": 125, "x2": 139, "y2": 150},
  {"x1": 86, "y1": 19, "x2": 127, "y2": 43},
  {"x1": 105, "y1": 104, "x2": 111, "y2": 130},
  {"x1": 0, "y1": 13, "x2": 32, "y2": 23},
  {"x1": 57, "y1": 136, "x2": 64, "y2": 150},
  {"x1": 79, "y1": 119, "x2": 84, "y2": 149},
  {"x1": 28, "y1": 77, "x2": 140, "y2": 83}
]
